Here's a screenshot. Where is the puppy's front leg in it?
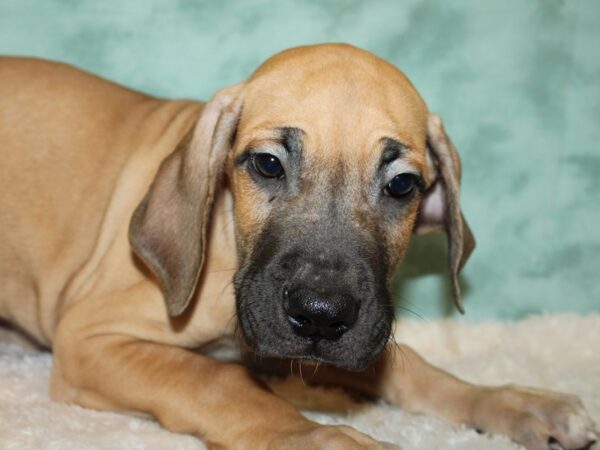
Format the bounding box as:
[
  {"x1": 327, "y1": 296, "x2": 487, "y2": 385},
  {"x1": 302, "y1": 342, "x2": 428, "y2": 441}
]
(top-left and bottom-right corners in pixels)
[
  {"x1": 51, "y1": 320, "x2": 393, "y2": 448},
  {"x1": 376, "y1": 345, "x2": 597, "y2": 450},
  {"x1": 272, "y1": 345, "x2": 597, "y2": 450}
]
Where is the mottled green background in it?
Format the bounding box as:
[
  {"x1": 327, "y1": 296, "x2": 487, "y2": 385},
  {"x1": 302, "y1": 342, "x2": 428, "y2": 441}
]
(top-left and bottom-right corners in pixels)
[{"x1": 1, "y1": 0, "x2": 599, "y2": 320}]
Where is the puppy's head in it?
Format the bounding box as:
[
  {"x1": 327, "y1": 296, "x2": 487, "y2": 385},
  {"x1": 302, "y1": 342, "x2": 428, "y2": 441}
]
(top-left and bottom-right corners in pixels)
[{"x1": 130, "y1": 44, "x2": 475, "y2": 370}]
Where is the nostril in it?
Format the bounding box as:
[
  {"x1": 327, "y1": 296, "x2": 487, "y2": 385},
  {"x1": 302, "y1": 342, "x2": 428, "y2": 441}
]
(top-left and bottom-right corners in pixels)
[
  {"x1": 329, "y1": 321, "x2": 349, "y2": 330},
  {"x1": 289, "y1": 314, "x2": 309, "y2": 327},
  {"x1": 287, "y1": 314, "x2": 317, "y2": 337}
]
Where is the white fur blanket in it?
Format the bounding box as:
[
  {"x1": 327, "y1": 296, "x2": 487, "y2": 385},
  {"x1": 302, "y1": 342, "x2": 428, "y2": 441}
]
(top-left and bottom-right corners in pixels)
[{"x1": 1, "y1": 314, "x2": 598, "y2": 449}]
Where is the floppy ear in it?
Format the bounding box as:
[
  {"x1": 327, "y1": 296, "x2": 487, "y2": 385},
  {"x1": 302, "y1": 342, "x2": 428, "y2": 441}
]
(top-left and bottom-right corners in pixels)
[
  {"x1": 129, "y1": 85, "x2": 242, "y2": 317},
  {"x1": 414, "y1": 114, "x2": 476, "y2": 314}
]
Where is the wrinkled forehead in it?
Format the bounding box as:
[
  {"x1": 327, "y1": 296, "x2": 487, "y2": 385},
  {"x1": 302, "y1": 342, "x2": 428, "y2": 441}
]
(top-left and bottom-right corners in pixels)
[{"x1": 236, "y1": 45, "x2": 430, "y2": 167}]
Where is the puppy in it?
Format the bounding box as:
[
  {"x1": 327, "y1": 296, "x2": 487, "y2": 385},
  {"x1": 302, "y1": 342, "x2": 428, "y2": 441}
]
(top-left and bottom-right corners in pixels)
[{"x1": 0, "y1": 44, "x2": 596, "y2": 449}]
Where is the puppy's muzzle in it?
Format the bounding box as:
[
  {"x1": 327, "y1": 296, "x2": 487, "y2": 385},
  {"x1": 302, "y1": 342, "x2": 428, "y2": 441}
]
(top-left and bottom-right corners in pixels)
[
  {"x1": 284, "y1": 288, "x2": 359, "y2": 340},
  {"x1": 235, "y1": 217, "x2": 393, "y2": 369}
]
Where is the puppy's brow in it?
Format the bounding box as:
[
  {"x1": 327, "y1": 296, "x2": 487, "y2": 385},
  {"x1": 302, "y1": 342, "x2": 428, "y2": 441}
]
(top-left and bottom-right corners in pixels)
[
  {"x1": 235, "y1": 137, "x2": 282, "y2": 166},
  {"x1": 380, "y1": 137, "x2": 408, "y2": 164},
  {"x1": 235, "y1": 127, "x2": 304, "y2": 166},
  {"x1": 277, "y1": 127, "x2": 304, "y2": 156}
]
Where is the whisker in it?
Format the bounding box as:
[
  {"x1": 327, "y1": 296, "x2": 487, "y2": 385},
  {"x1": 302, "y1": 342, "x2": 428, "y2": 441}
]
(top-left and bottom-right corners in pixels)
[
  {"x1": 298, "y1": 361, "x2": 305, "y2": 386},
  {"x1": 219, "y1": 279, "x2": 234, "y2": 296},
  {"x1": 311, "y1": 360, "x2": 321, "y2": 378},
  {"x1": 389, "y1": 338, "x2": 408, "y2": 376},
  {"x1": 394, "y1": 296, "x2": 427, "y2": 322}
]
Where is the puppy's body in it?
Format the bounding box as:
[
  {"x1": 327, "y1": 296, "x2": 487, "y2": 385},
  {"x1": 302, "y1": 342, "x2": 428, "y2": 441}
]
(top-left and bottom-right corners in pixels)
[
  {"x1": 0, "y1": 58, "x2": 235, "y2": 348},
  {"x1": 0, "y1": 47, "x2": 596, "y2": 449}
]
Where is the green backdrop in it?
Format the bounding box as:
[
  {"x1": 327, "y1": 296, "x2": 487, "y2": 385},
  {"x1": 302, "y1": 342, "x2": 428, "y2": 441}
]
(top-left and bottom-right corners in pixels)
[{"x1": 2, "y1": 0, "x2": 599, "y2": 320}]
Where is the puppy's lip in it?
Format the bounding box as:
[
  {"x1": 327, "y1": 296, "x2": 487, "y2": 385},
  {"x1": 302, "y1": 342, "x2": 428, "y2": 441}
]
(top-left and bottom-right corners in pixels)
[
  {"x1": 246, "y1": 342, "x2": 380, "y2": 371},
  {"x1": 291, "y1": 357, "x2": 373, "y2": 372}
]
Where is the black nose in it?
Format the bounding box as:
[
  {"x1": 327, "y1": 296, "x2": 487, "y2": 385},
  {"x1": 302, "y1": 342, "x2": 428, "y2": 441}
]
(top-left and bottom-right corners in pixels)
[{"x1": 285, "y1": 288, "x2": 358, "y2": 340}]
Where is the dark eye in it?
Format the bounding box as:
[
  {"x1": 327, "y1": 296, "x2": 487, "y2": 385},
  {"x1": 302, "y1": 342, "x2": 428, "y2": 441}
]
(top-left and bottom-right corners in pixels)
[
  {"x1": 385, "y1": 173, "x2": 416, "y2": 198},
  {"x1": 253, "y1": 153, "x2": 284, "y2": 178}
]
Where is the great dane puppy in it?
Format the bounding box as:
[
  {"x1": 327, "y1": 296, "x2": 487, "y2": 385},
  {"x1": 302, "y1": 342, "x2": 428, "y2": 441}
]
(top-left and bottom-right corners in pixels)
[{"x1": 0, "y1": 44, "x2": 596, "y2": 449}]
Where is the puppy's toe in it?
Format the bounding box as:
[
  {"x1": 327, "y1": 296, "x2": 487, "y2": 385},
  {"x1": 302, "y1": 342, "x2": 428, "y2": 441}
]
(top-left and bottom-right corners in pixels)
[
  {"x1": 534, "y1": 391, "x2": 597, "y2": 450},
  {"x1": 475, "y1": 385, "x2": 597, "y2": 450}
]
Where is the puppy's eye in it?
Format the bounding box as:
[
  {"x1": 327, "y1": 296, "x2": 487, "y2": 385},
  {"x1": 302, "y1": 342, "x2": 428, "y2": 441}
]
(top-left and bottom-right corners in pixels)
[
  {"x1": 385, "y1": 173, "x2": 416, "y2": 198},
  {"x1": 253, "y1": 153, "x2": 284, "y2": 178}
]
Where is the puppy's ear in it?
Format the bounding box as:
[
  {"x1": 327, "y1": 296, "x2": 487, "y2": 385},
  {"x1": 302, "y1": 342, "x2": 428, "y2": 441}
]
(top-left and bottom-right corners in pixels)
[
  {"x1": 129, "y1": 85, "x2": 242, "y2": 317},
  {"x1": 414, "y1": 114, "x2": 476, "y2": 313}
]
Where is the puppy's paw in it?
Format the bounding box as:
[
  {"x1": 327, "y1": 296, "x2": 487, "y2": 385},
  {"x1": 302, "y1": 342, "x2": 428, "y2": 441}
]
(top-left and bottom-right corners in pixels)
[
  {"x1": 474, "y1": 385, "x2": 597, "y2": 450},
  {"x1": 271, "y1": 424, "x2": 400, "y2": 450}
]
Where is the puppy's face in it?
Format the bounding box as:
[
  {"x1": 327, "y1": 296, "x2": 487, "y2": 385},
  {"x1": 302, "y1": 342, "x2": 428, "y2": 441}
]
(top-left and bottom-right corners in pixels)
[{"x1": 228, "y1": 46, "x2": 431, "y2": 370}]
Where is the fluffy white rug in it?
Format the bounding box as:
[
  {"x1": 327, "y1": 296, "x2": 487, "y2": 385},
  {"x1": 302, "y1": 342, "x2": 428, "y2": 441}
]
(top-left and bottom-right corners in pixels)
[{"x1": 0, "y1": 314, "x2": 598, "y2": 450}]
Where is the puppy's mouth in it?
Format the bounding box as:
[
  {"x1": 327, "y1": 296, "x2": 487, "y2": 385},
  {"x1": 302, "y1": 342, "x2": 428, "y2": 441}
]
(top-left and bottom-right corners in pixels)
[{"x1": 268, "y1": 329, "x2": 391, "y2": 371}]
